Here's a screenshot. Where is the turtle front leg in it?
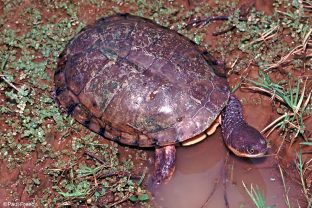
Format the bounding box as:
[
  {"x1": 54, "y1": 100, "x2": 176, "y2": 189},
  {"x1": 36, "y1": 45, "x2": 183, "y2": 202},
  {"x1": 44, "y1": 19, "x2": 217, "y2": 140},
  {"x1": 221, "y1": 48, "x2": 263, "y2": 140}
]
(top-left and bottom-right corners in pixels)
[{"x1": 154, "y1": 145, "x2": 176, "y2": 185}]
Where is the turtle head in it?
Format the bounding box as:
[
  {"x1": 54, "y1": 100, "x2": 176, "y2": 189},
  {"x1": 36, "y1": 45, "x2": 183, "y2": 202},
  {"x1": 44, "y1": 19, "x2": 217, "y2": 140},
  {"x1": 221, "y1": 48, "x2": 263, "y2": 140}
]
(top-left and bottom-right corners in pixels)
[
  {"x1": 221, "y1": 95, "x2": 268, "y2": 158},
  {"x1": 226, "y1": 124, "x2": 268, "y2": 158}
]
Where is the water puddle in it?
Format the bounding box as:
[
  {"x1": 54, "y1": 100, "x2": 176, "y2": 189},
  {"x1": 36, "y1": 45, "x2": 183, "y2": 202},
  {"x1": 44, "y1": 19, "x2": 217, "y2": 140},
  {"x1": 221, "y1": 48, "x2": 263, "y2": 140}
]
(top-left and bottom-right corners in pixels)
[{"x1": 152, "y1": 130, "x2": 287, "y2": 208}]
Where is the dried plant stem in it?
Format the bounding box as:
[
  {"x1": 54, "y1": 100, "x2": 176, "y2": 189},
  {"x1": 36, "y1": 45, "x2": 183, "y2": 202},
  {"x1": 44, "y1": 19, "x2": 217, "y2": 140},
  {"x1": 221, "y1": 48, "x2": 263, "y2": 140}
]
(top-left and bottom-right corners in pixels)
[
  {"x1": 0, "y1": 75, "x2": 21, "y2": 92},
  {"x1": 84, "y1": 151, "x2": 106, "y2": 164},
  {"x1": 200, "y1": 178, "x2": 220, "y2": 208},
  {"x1": 302, "y1": 28, "x2": 312, "y2": 51},
  {"x1": 0, "y1": 54, "x2": 21, "y2": 92},
  {"x1": 278, "y1": 165, "x2": 292, "y2": 208},
  {"x1": 263, "y1": 29, "x2": 311, "y2": 71},
  {"x1": 107, "y1": 194, "x2": 130, "y2": 207},
  {"x1": 250, "y1": 25, "x2": 279, "y2": 45},
  {"x1": 276, "y1": 136, "x2": 286, "y2": 155},
  {"x1": 265, "y1": 44, "x2": 303, "y2": 70},
  {"x1": 261, "y1": 113, "x2": 294, "y2": 133},
  {"x1": 296, "y1": 152, "x2": 312, "y2": 207}
]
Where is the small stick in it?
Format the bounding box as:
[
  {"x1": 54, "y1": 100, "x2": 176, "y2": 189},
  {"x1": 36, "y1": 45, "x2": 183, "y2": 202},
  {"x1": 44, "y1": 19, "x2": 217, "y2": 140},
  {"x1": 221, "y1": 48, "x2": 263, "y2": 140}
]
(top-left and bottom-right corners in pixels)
[
  {"x1": 97, "y1": 171, "x2": 141, "y2": 180},
  {"x1": 200, "y1": 154, "x2": 230, "y2": 208},
  {"x1": 0, "y1": 54, "x2": 21, "y2": 93},
  {"x1": 213, "y1": 26, "x2": 236, "y2": 36},
  {"x1": 188, "y1": 16, "x2": 229, "y2": 28},
  {"x1": 188, "y1": 1, "x2": 254, "y2": 37},
  {"x1": 107, "y1": 194, "x2": 130, "y2": 207},
  {"x1": 223, "y1": 154, "x2": 230, "y2": 208},
  {"x1": 265, "y1": 44, "x2": 304, "y2": 71},
  {"x1": 200, "y1": 178, "x2": 220, "y2": 208},
  {"x1": 84, "y1": 151, "x2": 106, "y2": 164},
  {"x1": 0, "y1": 75, "x2": 21, "y2": 92},
  {"x1": 276, "y1": 135, "x2": 286, "y2": 155},
  {"x1": 249, "y1": 25, "x2": 279, "y2": 45}
]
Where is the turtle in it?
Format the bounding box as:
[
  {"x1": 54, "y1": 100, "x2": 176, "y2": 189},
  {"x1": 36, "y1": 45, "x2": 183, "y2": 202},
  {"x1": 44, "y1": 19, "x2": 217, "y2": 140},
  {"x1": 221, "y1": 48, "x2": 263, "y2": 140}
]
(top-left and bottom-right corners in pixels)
[{"x1": 54, "y1": 14, "x2": 268, "y2": 185}]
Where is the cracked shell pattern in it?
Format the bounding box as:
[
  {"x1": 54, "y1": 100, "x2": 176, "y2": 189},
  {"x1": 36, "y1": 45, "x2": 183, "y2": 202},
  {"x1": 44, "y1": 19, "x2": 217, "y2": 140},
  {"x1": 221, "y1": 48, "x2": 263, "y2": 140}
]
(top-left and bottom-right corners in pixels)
[{"x1": 54, "y1": 14, "x2": 230, "y2": 147}]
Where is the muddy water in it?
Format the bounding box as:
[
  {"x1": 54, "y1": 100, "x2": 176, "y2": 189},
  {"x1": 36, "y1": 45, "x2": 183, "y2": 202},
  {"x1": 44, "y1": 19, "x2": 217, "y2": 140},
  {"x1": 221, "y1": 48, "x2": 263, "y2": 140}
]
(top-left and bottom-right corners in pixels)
[{"x1": 152, "y1": 129, "x2": 287, "y2": 208}]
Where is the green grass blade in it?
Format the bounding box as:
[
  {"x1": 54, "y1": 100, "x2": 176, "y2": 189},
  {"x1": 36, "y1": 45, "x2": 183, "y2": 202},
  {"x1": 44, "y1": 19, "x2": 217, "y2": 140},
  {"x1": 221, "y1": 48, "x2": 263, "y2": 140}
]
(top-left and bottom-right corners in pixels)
[
  {"x1": 300, "y1": 138, "x2": 312, "y2": 146},
  {"x1": 242, "y1": 181, "x2": 272, "y2": 208},
  {"x1": 294, "y1": 80, "x2": 300, "y2": 108},
  {"x1": 289, "y1": 81, "x2": 294, "y2": 107},
  {"x1": 1, "y1": 54, "x2": 10, "y2": 71}
]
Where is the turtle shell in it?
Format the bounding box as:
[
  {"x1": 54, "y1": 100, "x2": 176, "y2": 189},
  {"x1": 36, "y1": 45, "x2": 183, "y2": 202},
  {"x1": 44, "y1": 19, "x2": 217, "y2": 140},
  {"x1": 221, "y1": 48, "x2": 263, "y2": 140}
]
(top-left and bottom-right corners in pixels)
[{"x1": 54, "y1": 14, "x2": 230, "y2": 147}]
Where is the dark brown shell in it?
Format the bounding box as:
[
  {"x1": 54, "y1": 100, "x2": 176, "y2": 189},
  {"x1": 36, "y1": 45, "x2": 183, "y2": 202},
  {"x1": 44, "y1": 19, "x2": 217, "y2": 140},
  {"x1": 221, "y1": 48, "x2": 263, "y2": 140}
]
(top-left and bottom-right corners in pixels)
[{"x1": 54, "y1": 14, "x2": 230, "y2": 147}]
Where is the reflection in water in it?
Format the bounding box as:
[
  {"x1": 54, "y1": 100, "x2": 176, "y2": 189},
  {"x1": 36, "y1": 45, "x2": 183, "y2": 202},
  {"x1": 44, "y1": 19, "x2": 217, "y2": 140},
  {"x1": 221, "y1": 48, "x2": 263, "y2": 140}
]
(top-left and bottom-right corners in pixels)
[{"x1": 152, "y1": 130, "x2": 286, "y2": 208}]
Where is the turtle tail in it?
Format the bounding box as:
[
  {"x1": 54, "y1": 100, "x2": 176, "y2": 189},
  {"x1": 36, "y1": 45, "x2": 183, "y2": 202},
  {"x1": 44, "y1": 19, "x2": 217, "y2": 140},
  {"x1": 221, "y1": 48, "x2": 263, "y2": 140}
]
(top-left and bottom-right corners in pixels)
[{"x1": 220, "y1": 95, "x2": 268, "y2": 158}]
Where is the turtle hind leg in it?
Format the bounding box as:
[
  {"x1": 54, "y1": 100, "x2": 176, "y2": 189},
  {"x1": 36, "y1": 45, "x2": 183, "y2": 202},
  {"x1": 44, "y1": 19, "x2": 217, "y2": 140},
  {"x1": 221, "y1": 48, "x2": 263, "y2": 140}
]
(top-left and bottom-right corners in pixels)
[{"x1": 154, "y1": 145, "x2": 176, "y2": 185}]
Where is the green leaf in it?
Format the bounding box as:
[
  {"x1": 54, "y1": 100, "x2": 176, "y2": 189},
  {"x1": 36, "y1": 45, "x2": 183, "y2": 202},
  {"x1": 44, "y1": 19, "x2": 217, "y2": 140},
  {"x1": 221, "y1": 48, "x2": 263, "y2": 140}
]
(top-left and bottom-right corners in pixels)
[
  {"x1": 94, "y1": 191, "x2": 100, "y2": 199},
  {"x1": 129, "y1": 195, "x2": 138, "y2": 202},
  {"x1": 292, "y1": 0, "x2": 299, "y2": 8},
  {"x1": 194, "y1": 34, "x2": 203, "y2": 45},
  {"x1": 138, "y1": 193, "x2": 149, "y2": 201},
  {"x1": 300, "y1": 138, "x2": 312, "y2": 146}
]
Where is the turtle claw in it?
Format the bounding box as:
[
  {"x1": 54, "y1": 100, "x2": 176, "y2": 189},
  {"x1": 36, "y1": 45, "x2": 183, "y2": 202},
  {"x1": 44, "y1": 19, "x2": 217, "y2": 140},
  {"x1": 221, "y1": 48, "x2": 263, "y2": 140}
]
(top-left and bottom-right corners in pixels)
[{"x1": 153, "y1": 145, "x2": 176, "y2": 185}]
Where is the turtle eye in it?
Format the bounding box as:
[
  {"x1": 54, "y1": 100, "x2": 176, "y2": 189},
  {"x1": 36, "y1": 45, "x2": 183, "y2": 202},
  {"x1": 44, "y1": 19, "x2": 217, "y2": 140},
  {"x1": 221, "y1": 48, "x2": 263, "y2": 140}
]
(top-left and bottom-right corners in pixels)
[{"x1": 247, "y1": 146, "x2": 255, "y2": 154}]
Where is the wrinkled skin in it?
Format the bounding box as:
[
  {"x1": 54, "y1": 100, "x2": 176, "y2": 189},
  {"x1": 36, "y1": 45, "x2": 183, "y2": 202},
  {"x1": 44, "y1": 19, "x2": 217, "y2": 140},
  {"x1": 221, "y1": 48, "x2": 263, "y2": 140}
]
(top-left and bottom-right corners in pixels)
[{"x1": 221, "y1": 95, "x2": 268, "y2": 158}]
